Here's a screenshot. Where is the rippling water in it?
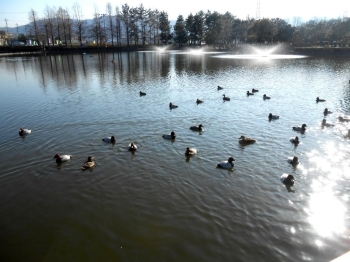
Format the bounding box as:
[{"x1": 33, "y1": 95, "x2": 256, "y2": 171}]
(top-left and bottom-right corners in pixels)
[{"x1": 1, "y1": 50, "x2": 350, "y2": 262}]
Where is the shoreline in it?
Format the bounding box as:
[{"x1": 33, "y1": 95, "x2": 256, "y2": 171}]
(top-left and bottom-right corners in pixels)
[{"x1": 1, "y1": 45, "x2": 350, "y2": 57}]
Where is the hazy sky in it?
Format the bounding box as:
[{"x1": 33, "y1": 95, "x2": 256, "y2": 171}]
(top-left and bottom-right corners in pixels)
[{"x1": 1, "y1": 0, "x2": 350, "y2": 27}]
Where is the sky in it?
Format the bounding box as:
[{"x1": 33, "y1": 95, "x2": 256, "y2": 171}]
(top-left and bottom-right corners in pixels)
[{"x1": 1, "y1": 0, "x2": 350, "y2": 27}]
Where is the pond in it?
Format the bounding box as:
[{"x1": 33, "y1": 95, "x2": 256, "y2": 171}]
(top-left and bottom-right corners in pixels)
[{"x1": 0, "y1": 48, "x2": 350, "y2": 261}]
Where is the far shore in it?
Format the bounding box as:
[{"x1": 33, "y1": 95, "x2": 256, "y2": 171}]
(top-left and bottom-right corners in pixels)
[{"x1": 1, "y1": 45, "x2": 350, "y2": 57}]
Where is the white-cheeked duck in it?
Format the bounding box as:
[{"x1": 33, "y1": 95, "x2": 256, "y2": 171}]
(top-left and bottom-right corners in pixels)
[
  {"x1": 102, "y1": 136, "x2": 116, "y2": 143},
  {"x1": 268, "y1": 113, "x2": 279, "y2": 120},
  {"x1": 185, "y1": 147, "x2": 197, "y2": 156},
  {"x1": 223, "y1": 94, "x2": 230, "y2": 101},
  {"x1": 53, "y1": 154, "x2": 72, "y2": 164},
  {"x1": 190, "y1": 124, "x2": 204, "y2": 131},
  {"x1": 169, "y1": 102, "x2": 178, "y2": 109},
  {"x1": 19, "y1": 128, "x2": 32, "y2": 136},
  {"x1": 321, "y1": 119, "x2": 334, "y2": 127},
  {"x1": 280, "y1": 173, "x2": 295, "y2": 186},
  {"x1": 290, "y1": 136, "x2": 300, "y2": 145},
  {"x1": 128, "y1": 142, "x2": 137, "y2": 151},
  {"x1": 263, "y1": 94, "x2": 271, "y2": 99},
  {"x1": 216, "y1": 157, "x2": 235, "y2": 169},
  {"x1": 316, "y1": 97, "x2": 326, "y2": 102},
  {"x1": 292, "y1": 124, "x2": 307, "y2": 132},
  {"x1": 287, "y1": 156, "x2": 299, "y2": 165},
  {"x1": 247, "y1": 91, "x2": 254, "y2": 96},
  {"x1": 163, "y1": 131, "x2": 176, "y2": 140}
]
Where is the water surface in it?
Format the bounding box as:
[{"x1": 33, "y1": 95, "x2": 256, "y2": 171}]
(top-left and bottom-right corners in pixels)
[{"x1": 1, "y1": 50, "x2": 350, "y2": 262}]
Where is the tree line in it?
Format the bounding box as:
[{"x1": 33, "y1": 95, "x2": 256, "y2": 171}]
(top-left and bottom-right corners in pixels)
[{"x1": 20, "y1": 2, "x2": 350, "y2": 48}]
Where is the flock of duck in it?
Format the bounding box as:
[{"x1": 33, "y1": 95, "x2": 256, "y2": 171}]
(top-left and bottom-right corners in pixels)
[{"x1": 18, "y1": 88, "x2": 350, "y2": 185}]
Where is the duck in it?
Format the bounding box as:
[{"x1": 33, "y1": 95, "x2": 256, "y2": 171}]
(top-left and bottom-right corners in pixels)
[
  {"x1": 190, "y1": 124, "x2": 204, "y2": 131},
  {"x1": 81, "y1": 156, "x2": 95, "y2": 170},
  {"x1": 263, "y1": 94, "x2": 270, "y2": 99},
  {"x1": 139, "y1": 91, "x2": 146, "y2": 96},
  {"x1": 280, "y1": 173, "x2": 295, "y2": 186},
  {"x1": 128, "y1": 142, "x2": 137, "y2": 151},
  {"x1": 19, "y1": 127, "x2": 32, "y2": 136},
  {"x1": 216, "y1": 157, "x2": 235, "y2": 169},
  {"x1": 163, "y1": 131, "x2": 176, "y2": 140},
  {"x1": 217, "y1": 86, "x2": 223, "y2": 90},
  {"x1": 53, "y1": 154, "x2": 72, "y2": 164},
  {"x1": 185, "y1": 147, "x2": 197, "y2": 156},
  {"x1": 292, "y1": 124, "x2": 307, "y2": 132},
  {"x1": 169, "y1": 102, "x2": 178, "y2": 109},
  {"x1": 239, "y1": 135, "x2": 256, "y2": 144},
  {"x1": 323, "y1": 108, "x2": 332, "y2": 115},
  {"x1": 316, "y1": 97, "x2": 326, "y2": 102},
  {"x1": 321, "y1": 119, "x2": 334, "y2": 127},
  {"x1": 290, "y1": 136, "x2": 300, "y2": 145},
  {"x1": 102, "y1": 136, "x2": 116, "y2": 143},
  {"x1": 338, "y1": 116, "x2": 350, "y2": 122},
  {"x1": 247, "y1": 91, "x2": 254, "y2": 96},
  {"x1": 268, "y1": 113, "x2": 279, "y2": 120},
  {"x1": 287, "y1": 156, "x2": 299, "y2": 165},
  {"x1": 252, "y1": 88, "x2": 259, "y2": 92},
  {"x1": 222, "y1": 94, "x2": 230, "y2": 101},
  {"x1": 196, "y1": 99, "x2": 204, "y2": 104}
]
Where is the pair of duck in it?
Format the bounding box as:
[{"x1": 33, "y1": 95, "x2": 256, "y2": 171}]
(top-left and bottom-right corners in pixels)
[
  {"x1": 185, "y1": 147, "x2": 235, "y2": 169},
  {"x1": 102, "y1": 136, "x2": 138, "y2": 151},
  {"x1": 53, "y1": 154, "x2": 95, "y2": 171}
]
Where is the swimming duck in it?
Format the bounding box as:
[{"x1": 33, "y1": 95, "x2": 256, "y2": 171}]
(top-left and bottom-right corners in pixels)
[
  {"x1": 169, "y1": 102, "x2": 178, "y2": 109},
  {"x1": 290, "y1": 136, "x2": 300, "y2": 145},
  {"x1": 128, "y1": 142, "x2": 137, "y2": 151},
  {"x1": 217, "y1": 86, "x2": 223, "y2": 90},
  {"x1": 263, "y1": 94, "x2": 271, "y2": 99},
  {"x1": 239, "y1": 135, "x2": 256, "y2": 144},
  {"x1": 190, "y1": 124, "x2": 204, "y2": 131},
  {"x1": 196, "y1": 99, "x2": 204, "y2": 104},
  {"x1": 163, "y1": 131, "x2": 176, "y2": 140},
  {"x1": 338, "y1": 116, "x2": 350, "y2": 122},
  {"x1": 223, "y1": 94, "x2": 230, "y2": 101},
  {"x1": 323, "y1": 108, "x2": 332, "y2": 115},
  {"x1": 102, "y1": 136, "x2": 116, "y2": 143},
  {"x1": 140, "y1": 91, "x2": 146, "y2": 96},
  {"x1": 280, "y1": 173, "x2": 295, "y2": 186},
  {"x1": 252, "y1": 88, "x2": 259, "y2": 92},
  {"x1": 316, "y1": 97, "x2": 326, "y2": 102},
  {"x1": 247, "y1": 91, "x2": 254, "y2": 96},
  {"x1": 216, "y1": 157, "x2": 235, "y2": 169},
  {"x1": 292, "y1": 124, "x2": 307, "y2": 132},
  {"x1": 268, "y1": 113, "x2": 279, "y2": 120},
  {"x1": 53, "y1": 154, "x2": 72, "y2": 164},
  {"x1": 185, "y1": 147, "x2": 197, "y2": 156},
  {"x1": 321, "y1": 119, "x2": 334, "y2": 127},
  {"x1": 287, "y1": 156, "x2": 299, "y2": 165},
  {"x1": 81, "y1": 156, "x2": 95, "y2": 170},
  {"x1": 19, "y1": 127, "x2": 32, "y2": 136}
]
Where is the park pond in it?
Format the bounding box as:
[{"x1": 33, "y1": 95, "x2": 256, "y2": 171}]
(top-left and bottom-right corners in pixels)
[{"x1": 0, "y1": 48, "x2": 350, "y2": 261}]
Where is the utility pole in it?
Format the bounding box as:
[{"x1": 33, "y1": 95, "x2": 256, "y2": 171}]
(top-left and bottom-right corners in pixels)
[
  {"x1": 5, "y1": 18, "x2": 9, "y2": 33},
  {"x1": 256, "y1": 1, "x2": 261, "y2": 20}
]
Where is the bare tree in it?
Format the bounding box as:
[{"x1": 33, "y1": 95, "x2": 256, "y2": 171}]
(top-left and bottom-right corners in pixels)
[
  {"x1": 115, "y1": 6, "x2": 122, "y2": 46},
  {"x1": 106, "y1": 2, "x2": 114, "y2": 46},
  {"x1": 28, "y1": 9, "x2": 40, "y2": 46},
  {"x1": 72, "y1": 2, "x2": 85, "y2": 47}
]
